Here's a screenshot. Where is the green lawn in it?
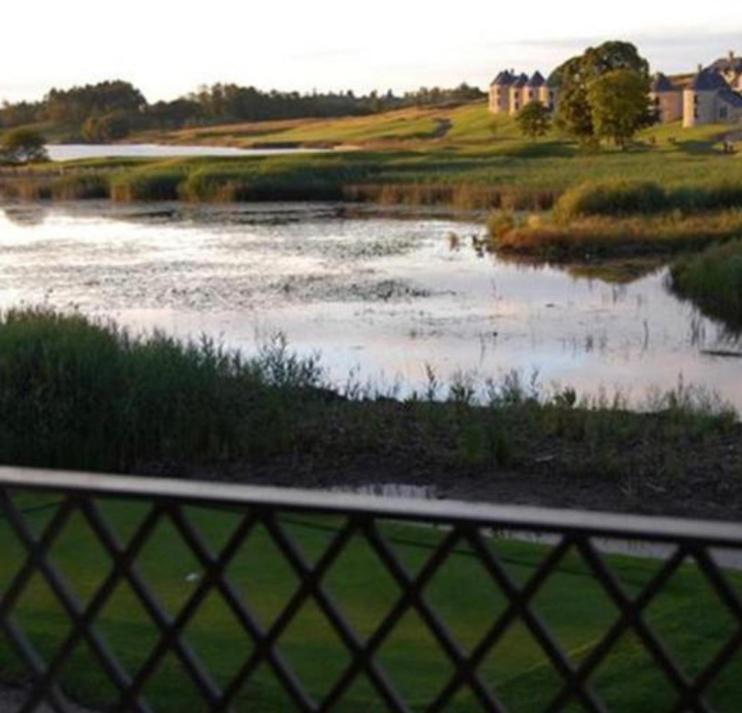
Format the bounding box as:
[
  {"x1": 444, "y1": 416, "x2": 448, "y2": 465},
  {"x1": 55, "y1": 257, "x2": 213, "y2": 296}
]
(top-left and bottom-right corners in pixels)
[{"x1": 1, "y1": 494, "x2": 740, "y2": 712}]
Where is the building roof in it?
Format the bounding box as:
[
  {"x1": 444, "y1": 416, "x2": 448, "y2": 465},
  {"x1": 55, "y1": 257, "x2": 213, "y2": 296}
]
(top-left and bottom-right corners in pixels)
[
  {"x1": 650, "y1": 73, "x2": 676, "y2": 93},
  {"x1": 718, "y1": 89, "x2": 742, "y2": 108},
  {"x1": 709, "y1": 55, "x2": 742, "y2": 74},
  {"x1": 490, "y1": 71, "x2": 515, "y2": 87},
  {"x1": 513, "y1": 73, "x2": 529, "y2": 88},
  {"x1": 526, "y1": 71, "x2": 546, "y2": 88},
  {"x1": 690, "y1": 69, "x2": 729, "y2": 91}
]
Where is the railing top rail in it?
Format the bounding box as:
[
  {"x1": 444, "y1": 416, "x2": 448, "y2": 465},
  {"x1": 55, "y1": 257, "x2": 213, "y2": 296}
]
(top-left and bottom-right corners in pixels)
[{"x1": 0, "y1": 465, "x2": 740, "y2": 547}]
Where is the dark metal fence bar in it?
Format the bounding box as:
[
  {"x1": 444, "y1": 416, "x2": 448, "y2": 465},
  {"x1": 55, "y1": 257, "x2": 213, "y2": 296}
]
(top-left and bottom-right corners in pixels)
[{"x1": 0, "y1": 465, "x2": 740, "y2": 713}]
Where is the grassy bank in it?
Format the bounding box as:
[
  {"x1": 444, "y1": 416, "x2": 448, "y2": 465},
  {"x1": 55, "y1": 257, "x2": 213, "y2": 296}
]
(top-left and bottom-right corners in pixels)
[
  {"x1": 0, "y1": 308, "x2": 738, "y2": 519},
  {"x1": 670, "y1": 240, "x2": 742, "y2": 331},
  {"x1": 1, "y1": 105, "x2": 741, "y2": 209},
  {"x1": 489, "y1": 209, "x2": 742, "y2": 259},
  {"x1": 1, "y1": 494, "x2": 740, "y2": 712},
  {"x1": 483, "y1": 177, "x2": 742, "y2": 259}
]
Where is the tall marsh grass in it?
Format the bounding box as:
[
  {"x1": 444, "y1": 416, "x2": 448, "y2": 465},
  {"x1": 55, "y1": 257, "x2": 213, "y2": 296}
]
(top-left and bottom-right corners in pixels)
[
  {"x1": 555, "y1": 179, "x2": 742, "y2": 222},
  {"x1": 0, "y1": 308, "x2": 735, "y2": 484},
  {"x1": 0, "y1": 308, "x2": 324, "y2": 471},
  {"x1": 670, "y1": 240, "x2": 742, "y2": 331}
]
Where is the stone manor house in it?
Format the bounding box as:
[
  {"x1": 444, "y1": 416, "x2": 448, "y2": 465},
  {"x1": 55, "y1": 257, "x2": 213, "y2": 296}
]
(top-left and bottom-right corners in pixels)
[{"x1": 489, "y1": 52, "x2": 742, "y2": 128}]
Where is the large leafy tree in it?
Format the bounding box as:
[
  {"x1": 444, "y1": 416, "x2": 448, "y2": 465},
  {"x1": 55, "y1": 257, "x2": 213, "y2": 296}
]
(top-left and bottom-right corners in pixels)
[
  {"x1": 516, "y1": 102, "x2": 552, "y2": 140},
  {"x1": 550, "y1": 41, "x2": 650, "y2": 142},
  {"x1": 588, "y1": 70, "x2": 653, "y2": 148},
  {"x1": 0, "y1": 128, "x2": 48, "y2": 164}
]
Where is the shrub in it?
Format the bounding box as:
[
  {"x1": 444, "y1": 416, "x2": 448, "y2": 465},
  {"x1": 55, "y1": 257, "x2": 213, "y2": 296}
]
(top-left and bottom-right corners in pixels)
[
  {"x1": 486, "y1": 210, "x2": 517, "y2": 241},
  {"x1": 0, "y1": 128, "x2": 48, "y2": 165},
  {"x1": 554, "y1": 180, "x2": 668, "y2": 223}
]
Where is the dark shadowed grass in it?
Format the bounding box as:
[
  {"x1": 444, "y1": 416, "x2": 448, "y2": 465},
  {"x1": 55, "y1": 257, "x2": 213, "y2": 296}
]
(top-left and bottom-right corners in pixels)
[
  {"x1": 0, "y1": 308, "x2": 326, "y2": 472},
  {"x1": 670, "y1": 240, "x2": 742, "y2": 332}
]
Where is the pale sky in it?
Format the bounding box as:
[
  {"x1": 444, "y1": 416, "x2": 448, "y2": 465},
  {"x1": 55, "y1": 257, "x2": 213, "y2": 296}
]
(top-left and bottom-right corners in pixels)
[{"x1": 2, "y1": 1, "x2": 741, "y2": 103}]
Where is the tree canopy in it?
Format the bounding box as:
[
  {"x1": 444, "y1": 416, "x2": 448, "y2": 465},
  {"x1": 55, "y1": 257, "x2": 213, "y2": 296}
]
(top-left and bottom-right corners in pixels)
[
  {"x1": 0, "y1": 128, "x2": 48, "y2": 164},
  {"x1": 516, "y1": 102, "x2": 552, "y2": 140},
  {"x1": 550, "y1": 41, "x2": 651, "y2": 143},
  {"x1": 0, "y1": 80, "x2": 485, "y2": 139},
  {"x1": 588, "y1": 70, "x2": 653, "y2": 147}
]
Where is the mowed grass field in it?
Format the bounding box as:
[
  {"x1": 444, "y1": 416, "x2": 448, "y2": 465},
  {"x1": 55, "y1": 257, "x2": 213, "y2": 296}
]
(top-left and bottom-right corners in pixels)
[{"x1": 1, "y1": 494, "x2": 741, "y2": 712}]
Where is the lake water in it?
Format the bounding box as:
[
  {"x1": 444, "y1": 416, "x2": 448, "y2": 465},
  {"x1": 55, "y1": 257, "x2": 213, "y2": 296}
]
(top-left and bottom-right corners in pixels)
[
  {"x1": 0, "y1": 201, "x2": 740, "y2": 410},
  {"x1": 47, "y1": 144, "x2": 330, "y2": 162}
]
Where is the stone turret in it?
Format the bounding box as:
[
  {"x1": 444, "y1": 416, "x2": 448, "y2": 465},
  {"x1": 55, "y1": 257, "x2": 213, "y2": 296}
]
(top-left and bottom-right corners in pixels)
[
  {"x1": 509, "y1": 73, "x2": 529, "y2": 115},
  {"x1": 488, "y1": 67, "x2": 559, "y2": 115},
  {"x1": 649, "y1": 73, "x2": 682, "y2": 123},
  {"x1": 523, "y1": 72, "x2": 545, "y2": 107},
  {"x1": 683, "y1": 69, "x2": 728, "y2": 127},
  {"x1": 489, "y1": 70, "x2": 514, "y2": 114}
]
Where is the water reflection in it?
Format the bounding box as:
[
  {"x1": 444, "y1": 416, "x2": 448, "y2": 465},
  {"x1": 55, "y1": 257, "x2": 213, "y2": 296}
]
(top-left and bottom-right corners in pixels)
[
  {"x1": 2, "y1": 206, "x2": 48, "y2": 227},
  {"x1": 0, "y1": 201, "x2": 739, "y2": 409}
]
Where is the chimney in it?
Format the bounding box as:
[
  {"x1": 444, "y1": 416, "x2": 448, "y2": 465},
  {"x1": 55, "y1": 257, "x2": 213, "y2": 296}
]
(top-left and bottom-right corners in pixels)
[
  {"x1": 698, "y1": 63, "x2": 703, "y2": 73},
  {"x1": 730, "y1": 50, "x2": 736, "y2": 63}
]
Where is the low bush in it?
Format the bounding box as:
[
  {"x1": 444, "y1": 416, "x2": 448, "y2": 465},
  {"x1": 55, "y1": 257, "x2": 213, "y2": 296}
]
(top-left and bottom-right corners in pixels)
[
  {"x1": 554, "y1": 180, "x2": 669, "y2": 222},
  {"x1": 555, "y1": 179, "x2": 742, "y2": 223}
]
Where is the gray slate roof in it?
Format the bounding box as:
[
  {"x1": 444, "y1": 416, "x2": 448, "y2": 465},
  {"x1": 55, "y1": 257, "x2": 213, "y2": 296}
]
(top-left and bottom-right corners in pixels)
[
  {"x1": 526, "y1": 71, "x2": 546, "y2": 88},
  {"x1": 650, "y1": 73, "x2": 676, "y2": 92},
  {"x1": 719, "y1": 89, "x2": 742, "y2": 108},
  {"x1": 490, "y1": 71, "x2": 515, "y2": 87},
  {"x1": 513, "y1": 73, "x2": 529, "y2": 88},
  {"x1": 690, "y1": 69, "x2": 729, "y2": 91},
  {"x1": 709, "y1": 56, "x2": 742, "y2": 73}
]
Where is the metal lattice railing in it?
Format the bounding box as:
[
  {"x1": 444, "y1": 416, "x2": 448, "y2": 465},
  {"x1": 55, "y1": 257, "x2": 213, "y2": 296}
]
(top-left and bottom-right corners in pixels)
[{"x1": 0, "y1": 466, "x2": 741, "y2": 713}]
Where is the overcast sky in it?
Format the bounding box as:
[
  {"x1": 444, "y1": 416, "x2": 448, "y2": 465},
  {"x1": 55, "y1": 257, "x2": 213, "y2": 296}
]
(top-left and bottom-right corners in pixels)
[{"x1": 2, "y1": 1, "x2": 741, "y2": 103}]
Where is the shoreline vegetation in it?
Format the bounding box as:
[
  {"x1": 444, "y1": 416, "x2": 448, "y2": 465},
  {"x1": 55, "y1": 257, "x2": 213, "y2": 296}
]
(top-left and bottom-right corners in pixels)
[{"x1": 1, "y1": 308, "x2": 740, "y2": 521}]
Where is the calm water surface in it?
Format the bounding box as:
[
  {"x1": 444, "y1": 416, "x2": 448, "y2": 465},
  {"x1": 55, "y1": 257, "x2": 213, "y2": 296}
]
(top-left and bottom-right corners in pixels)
[
  {"x1": 0, "y1": 201, "x2": 739, "y2": 409},
  {"x1": 47, "y1": 144, "x2": 332, "y2": 161}
]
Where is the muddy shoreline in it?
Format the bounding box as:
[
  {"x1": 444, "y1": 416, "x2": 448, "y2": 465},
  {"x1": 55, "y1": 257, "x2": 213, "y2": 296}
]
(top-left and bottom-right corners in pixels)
[{"x1": 142, "y1": 420, "x2": 742, "y2": 523}]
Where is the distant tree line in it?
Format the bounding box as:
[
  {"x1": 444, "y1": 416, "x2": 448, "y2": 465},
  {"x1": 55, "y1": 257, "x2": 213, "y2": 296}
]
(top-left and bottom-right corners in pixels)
[{"x1": 0, "y1": 80, "x2": 485, "y2": 141}]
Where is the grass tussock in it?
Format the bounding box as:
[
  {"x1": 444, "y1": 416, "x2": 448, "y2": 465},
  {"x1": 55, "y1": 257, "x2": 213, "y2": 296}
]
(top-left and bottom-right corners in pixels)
[
  {"x1": 554, "y1": 179, "x2": 742, "y2": 223},
  {"x1": 670, "y1": 240, "x2": 742, "y2": 331}
]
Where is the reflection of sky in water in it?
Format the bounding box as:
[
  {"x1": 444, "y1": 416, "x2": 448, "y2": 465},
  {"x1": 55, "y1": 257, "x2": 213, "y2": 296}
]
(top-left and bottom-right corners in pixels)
[{"x1": 0, "y1": 202, "x2": 739, "y2": 409}]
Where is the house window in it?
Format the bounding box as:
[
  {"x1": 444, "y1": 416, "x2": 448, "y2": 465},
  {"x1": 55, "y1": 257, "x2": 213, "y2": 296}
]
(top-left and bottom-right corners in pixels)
[
  {"x1": 694, "y1": 108, "x2": 699, "y2": 119},
  {"x1": 720, "y1": 106, "x2": 729, "y2": 120},
  {"x1": 694, "y1": 95, "x2": 699, "y2": 105},
  {"x1": 528, "y1": 91, "x2": 534, "y2": 100}
]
